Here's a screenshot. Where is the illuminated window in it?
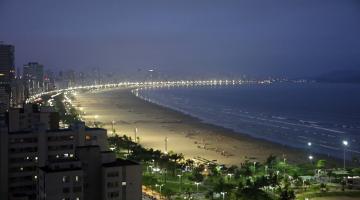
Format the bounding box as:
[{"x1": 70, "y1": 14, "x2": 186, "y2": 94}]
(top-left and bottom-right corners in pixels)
[
  {"x1": 122, "y1": 181, "x2": 126, "y2": 186},
  {"x1": 85, "y1": 135, "x2": 91, "y2": 141},
  {"x1": 75, "y1": 176, "x2": 79, "y2": 182},
  {"x1": 62, "y1": 176, "x2": 69, "y2": 183}
]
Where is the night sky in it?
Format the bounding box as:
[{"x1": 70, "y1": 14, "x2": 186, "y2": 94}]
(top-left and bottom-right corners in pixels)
[{"x1": 1, "y1": 0, "x2": 359, "y2": 78}]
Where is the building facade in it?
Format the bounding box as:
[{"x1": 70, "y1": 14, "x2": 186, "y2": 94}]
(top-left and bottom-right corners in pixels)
[
  {"x1": 23, "y1": 62, "x2": 44, "y2": 97},
  {"x1": 0, "y1": 43, "x2": 15, "y2": 111},
  {"x1": 1, "y1": 105, "x2": 142, "y2": 200}
]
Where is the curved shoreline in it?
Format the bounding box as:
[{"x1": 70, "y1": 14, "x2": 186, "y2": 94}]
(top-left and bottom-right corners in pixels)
[{"x1": 75, "y1": 87, "x2": 340, "y2": 166}]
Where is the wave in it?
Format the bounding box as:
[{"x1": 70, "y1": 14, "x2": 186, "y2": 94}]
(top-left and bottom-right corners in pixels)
[{"x1": 133, "y1": 86, "x2": 360, "y2": 159}]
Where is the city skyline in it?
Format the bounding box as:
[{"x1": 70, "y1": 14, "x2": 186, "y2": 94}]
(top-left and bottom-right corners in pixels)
[{"x1": 1, "y1": 0, "x2": 360, "y2": 78}]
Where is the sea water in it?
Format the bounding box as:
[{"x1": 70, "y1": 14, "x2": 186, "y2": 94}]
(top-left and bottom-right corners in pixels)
[{"x1": 136, "y1": 83, "x2": 360, "y2": 160}]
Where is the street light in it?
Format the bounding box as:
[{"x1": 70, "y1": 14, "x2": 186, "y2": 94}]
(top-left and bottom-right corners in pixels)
[
  {"x1": 134, "y1": 128, "x2": 138, "y2": 143},
  {"x1": 93, "y1": 115, "x2": 99, "y2": 127},
  {"x1": 342, "y1": 140, "x2": 348, "y2": 169},
  {"x1": 177, "y1": 174, "x2": 182, "y2": 192},
  {"x1": 164, "y1": 137, "x2": 168, "y2": 154},
  {"x1": 155, "y1": 184, "x2": 164, "y2": 193},
  {"x1": 227, "y1": 173, "x2": 233, "y2": 181},
  {"x1": 308, "y1": 155, "x2": 313, "y2": 163},
  {"x1": 111, "y1": 120, "x2": 115, "y2": 133},
  {"x1": 220, "y1": 192, "x2": 227, "y2": 200},
  {"x1": 307, "y1": 142, "x2": 312, "y2": 147},
  {"x1": 194, "y1": 182, "x2": 200, "y2": 192},
  {"x1": 265, "y1": 165, "x2": 268, "y2": 174}
]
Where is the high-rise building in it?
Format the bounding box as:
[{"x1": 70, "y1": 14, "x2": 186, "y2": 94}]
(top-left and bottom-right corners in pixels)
[
  {"x1": 0, "y1": 42, "x2": 15, "y2": 111},
  {"x1": 23, "y1": 62, "x2": 44, "y2": 97},
  {"x1": 0, "y1": 104, "x2": 142, "y2": 200},
  {"x1": 10, "y1": 78, "x2": 26, "y2": 108},
  {"x1": 44, "y1": 70, "x2": 55, "y2": 92}
]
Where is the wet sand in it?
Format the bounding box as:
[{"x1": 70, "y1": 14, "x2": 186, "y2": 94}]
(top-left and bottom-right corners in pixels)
[{"x1": 74, "y1": 88, "x2": 332, "y2": 166}]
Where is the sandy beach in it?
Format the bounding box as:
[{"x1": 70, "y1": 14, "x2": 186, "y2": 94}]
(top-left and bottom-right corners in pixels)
[{"x1": 74, "y1": 88, "x2": 328, "y2": 166}]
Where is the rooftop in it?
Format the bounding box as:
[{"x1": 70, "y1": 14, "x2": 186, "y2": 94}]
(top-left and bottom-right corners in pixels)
[{"x1": 102, "y1": 159, "x2": 139, "y2": 167}]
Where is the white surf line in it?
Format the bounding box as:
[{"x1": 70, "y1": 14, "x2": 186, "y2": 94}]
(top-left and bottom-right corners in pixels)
[{"x1": 254, "y1": 117, "x2": 345, "y2": 134}]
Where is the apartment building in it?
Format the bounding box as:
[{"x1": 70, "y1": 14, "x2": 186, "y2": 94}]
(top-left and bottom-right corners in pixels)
[
  {"x1": 0, "y1": 43, "x2": 15, "y2": 111},
  {"x1": 8, "y1": 104, "x2": 59, "y2": 132},
  {"x1": 1, "y1": 105, "x2": 142, "y2": 200}
]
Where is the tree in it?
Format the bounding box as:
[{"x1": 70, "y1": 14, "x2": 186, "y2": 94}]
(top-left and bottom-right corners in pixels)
[
  {"x1": 235, "y1": 177, "x2": 272, "y2": 200},
  {"x1": 327, "y1": 170, "x2": 334, "y2": 183},
  {"x1": 213, "y1": 178, "x2": 234, "y2": 194},
  {"x1": 316, "y1": 160, "x2": 327, "y2": 169},
  {"x1": 189, "y1": 167, "x2": 204, "y2": 183},
  {"x1": 279, "y1": 186, "x2": 295, "y2": 200},
  {"x1": 351, "y1": 168, "x2": 360, "y2": 176},
  {"x1": 184, "y1": 186, "x2": 194, "y2": 200},
  {"x1": 265, "y1": 154, "x2": 277, "y2": 169},
  {"x1": 162, "y1": 186, "x2": 175, "y2": 200},
  {"x1": 239, "y1": 161, "x2": 253, "y2": 177}
]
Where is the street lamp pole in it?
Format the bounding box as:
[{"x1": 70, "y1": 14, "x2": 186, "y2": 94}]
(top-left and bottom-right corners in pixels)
[
  {"x1": 156, "y1": 184, "x2": 164, "y2": 193},
  {"x1": 164, "y1": 136, "x2": 168, "y2": 154},
  {"x1": 177, "y1": 174, "x2": 182, "y2": 192},
  {"x1": 227, "y1": 173, "x2": 233, "y2": 181},
  {"x1": 342, "y1": 140, "x2": 348, "y2": 169},
  {"x1": 94, "y1": 115, "x2": 98, "y2": 127},
  {"x1": 111, "y1": 120, "x2": 115, "y2": 134},
  {"x1": 221, "y1": 192, "x2": 226, "y2": 200},
  {"x1": 195, "y1": 182, "x2": 200, "y2": 192},
  {"x1": 308, "y1": 155, "x2": 313, "y2": 164}
]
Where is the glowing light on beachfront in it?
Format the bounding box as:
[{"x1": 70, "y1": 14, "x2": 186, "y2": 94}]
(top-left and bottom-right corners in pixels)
[
  {"x1": 307, "y1": 142, "x2": 312, "y2": 147},
  {"x1": 221, "y1": 192, "x2": 227, "y2": 200},
  {"x1": 164, "y1": 136, "x2": 168, "y2": 154},
  {"x1": 177, "y1": 174, "x2": 183, "y2": 192},
  {"x1": 343, "y1": 140, "x2": 349, "y2": 169},
  {"x1": 155, "y1": 184, "x2": 164, "y2": 193},
  {"x1": 195, "y1": 182, "x2": 200, "y2": 191},
  {"x1": 308, "y1": 155, "x2": 313, "y2": 160}
]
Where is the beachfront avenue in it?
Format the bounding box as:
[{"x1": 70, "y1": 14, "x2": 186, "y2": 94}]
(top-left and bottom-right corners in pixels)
[
  {"x1": 29, "y1": 84, "x2": 360, "y2": 200},
  {"x1": 26, "y1": 78, "x2": 290, "y2": 103}
]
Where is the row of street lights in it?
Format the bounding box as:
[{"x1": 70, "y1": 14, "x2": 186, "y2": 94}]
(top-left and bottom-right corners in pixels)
[{"x1": 307, "y1": 140, "x2": 349, "y2": 169}]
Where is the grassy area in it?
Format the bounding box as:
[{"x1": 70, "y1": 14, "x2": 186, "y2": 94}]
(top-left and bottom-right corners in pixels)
[{"x1": 297, "y1": 191, "x2": 360, "y2": 200}]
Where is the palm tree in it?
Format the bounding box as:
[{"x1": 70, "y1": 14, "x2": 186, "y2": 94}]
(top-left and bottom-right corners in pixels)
[
  {"x1": 162, "y1": 187, "x2": 175, "y2": 200},
  {"x1": 235, "y1": 176, "x2": 271, "y2": 200},
  {"x1": 279, "y1": 185, "x2": 295, "y2": 200}
]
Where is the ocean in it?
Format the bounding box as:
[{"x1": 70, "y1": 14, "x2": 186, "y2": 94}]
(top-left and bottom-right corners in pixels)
[{"x1": 135, "y1": 82, "x2": 360, "y2": 160}]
